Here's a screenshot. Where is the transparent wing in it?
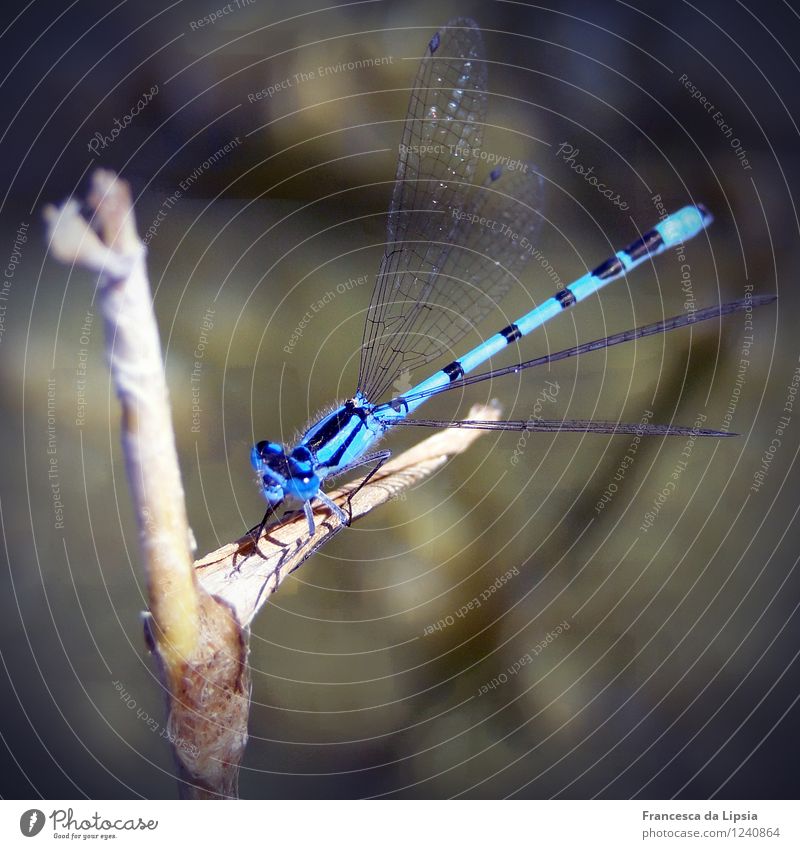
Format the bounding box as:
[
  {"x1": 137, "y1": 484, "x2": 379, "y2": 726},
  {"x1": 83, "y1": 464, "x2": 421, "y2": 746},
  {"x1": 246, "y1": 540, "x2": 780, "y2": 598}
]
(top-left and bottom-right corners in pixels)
[
  {"x1": 391, "y1": 418, "x2": 736, "y2": 437},
  {"x1": 376, "y1": 296, "x2": 775, "y2": 409},
  {"x1": 384, "y1": 18, "x2": 487, "y2": 249},
  {"x1": 356, "y1": 19, "x2": 545, "y2": 401},
  {"x1": 383, "y1": 295, "x2": 778, "y2": 439}
]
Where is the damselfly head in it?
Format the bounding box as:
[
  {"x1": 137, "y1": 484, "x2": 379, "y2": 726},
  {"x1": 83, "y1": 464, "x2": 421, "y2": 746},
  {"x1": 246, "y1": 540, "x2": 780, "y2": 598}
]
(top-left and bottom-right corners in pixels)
[
  {"x1": 284, "y1": 445, "x2": 321, "y2": 502},
  {"x1": 250, "y1": 440, "x2": 321, "y2": 505},
  {"x1": 251, "y1": 440, "x2": 288, "y2": 504},
  {"x1": 251, "y1": 440, "x2": 284, "y2": 469}
]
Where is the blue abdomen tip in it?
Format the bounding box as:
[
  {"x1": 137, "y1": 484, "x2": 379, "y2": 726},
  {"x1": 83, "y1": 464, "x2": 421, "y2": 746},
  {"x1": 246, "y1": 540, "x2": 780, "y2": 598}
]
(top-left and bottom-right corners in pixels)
[
  {"x1": 656, "y1": 204, "x2": 714, "y2": 248},
  {"x1": 696, "y1": 203, "x2": 713, "y2": 226}
]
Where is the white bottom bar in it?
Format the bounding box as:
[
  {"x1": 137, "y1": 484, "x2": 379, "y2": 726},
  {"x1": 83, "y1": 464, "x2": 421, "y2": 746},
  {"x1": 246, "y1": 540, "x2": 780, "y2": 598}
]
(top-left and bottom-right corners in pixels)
[{"x1": 2, "y1": 799, "x2": 796, "y2": 847}]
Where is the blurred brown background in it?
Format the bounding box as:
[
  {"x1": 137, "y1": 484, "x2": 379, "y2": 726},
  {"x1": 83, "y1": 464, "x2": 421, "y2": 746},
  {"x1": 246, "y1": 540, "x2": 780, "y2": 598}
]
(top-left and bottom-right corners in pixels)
[{"x1": 1, "y1": 0, "x2": 799, "y2": 798}]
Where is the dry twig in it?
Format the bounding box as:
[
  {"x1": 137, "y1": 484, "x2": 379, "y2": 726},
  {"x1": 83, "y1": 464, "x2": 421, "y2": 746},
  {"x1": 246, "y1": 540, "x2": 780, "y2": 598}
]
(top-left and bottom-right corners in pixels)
[{"x1": 44, "y1": 169, "x2": 499, "y2": 798}]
